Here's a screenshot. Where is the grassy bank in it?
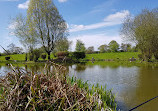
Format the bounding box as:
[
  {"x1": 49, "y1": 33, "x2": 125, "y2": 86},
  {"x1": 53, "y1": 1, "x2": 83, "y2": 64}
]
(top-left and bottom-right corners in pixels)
[
  {"x1": 0, "y1": 53, "x2": 56, "y2": 62},
  {"x1": 0, "y1": 62, "x2": 117, "y2": 111},
  {"x1": 0, "y1": 52, "x2": 140, "y2": 62}
]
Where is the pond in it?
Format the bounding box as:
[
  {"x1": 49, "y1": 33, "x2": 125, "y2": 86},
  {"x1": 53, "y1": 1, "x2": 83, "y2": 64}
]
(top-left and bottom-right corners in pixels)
[{"x1": 0, "y1": 62, "x2": 158, "y2": 111}]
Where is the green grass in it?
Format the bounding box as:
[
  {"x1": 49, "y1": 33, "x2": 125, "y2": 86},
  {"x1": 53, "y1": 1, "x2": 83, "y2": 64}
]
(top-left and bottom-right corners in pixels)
[
  {"x1": 0, "y1": 53, "x2": 56, "y2": 62},
  {"x1": 85, "y1": 52, "x2": 140, "y2": 61},
  {"x1": 0, "y1": 54, "x2": 26, "y2": 61}
]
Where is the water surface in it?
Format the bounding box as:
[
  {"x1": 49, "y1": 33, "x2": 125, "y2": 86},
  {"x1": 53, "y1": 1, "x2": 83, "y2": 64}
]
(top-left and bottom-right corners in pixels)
[{"x1": 68, "y1": 62, "x2": 158, "y2": 111}]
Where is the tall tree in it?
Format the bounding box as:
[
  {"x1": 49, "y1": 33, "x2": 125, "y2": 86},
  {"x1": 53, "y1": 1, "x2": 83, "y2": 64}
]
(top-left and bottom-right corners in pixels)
[
  {"x1": 98, "y1": 44, "x2": 108, "y2": 53},
  {"x1": 120, "y1": 8, "x2": 158, "y2": 60},
  {"x1": 75, "y1": 40, "x2": 86, "y2": 52},
  {"x1": 108, "y1": 40, "x2": 119, "y2": 52},
  {"x1": 27, "y1": 0, "x2": 68, "y2": 60}
]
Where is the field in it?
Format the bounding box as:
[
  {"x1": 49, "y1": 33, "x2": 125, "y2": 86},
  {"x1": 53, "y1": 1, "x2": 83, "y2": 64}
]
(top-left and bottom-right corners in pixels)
[{"x1": 85, "y1": 52, "x2": 140, "y2": 61}]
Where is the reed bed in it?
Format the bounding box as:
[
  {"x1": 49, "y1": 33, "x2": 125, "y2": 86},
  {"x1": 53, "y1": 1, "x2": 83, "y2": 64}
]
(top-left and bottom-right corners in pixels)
[{"x1": 0, "y1": 62, "x2": 116, "y2": 111}]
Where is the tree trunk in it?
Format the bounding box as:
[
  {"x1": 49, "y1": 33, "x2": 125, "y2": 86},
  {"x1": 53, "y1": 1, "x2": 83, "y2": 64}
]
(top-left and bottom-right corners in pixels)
[{"x1": 48, "y1": 52, "x2": 51, "y2": 60}]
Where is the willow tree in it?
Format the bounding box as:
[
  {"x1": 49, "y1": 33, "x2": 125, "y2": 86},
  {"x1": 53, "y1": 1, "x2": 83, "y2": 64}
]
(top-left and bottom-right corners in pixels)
[
  {"x1": 13, "y1": 14, "x2": 38, "y2": 61},
  {"x1": 27, "y1": 0, "x2": 68, "y2": 60},
  {"x1": 120, "y1": 8, "x2": 158, "y2": 60}
]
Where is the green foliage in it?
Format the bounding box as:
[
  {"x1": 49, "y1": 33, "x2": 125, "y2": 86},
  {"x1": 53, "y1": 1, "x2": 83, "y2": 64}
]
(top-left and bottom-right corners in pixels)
[
  {"x1": 108, "y1": 40, "x2": 119, "y2": 52},
  {"x1": 75, "y1": 40, "x2": 86, "y2": 52},
  {"x1": 5, "y1": 57, "x2": 10, "y2": 61},
  {"x1": 55, "y1": 38, "x2": 72, "y2": 52},
  {"x1": 73, "y1": 52, "x2": 86, "y2": 60}
]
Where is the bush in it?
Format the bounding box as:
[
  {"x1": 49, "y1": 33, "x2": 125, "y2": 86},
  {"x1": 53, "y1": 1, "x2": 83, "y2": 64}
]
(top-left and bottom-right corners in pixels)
[
  {"x1": 5, "y1": 57, "x2": 10, "y2": 61},
  {"x1": 41, "y1": 54, "x2": 46, "y2": 60},
  {"x1": 73, "y1": 52, "x2": 86, "y2": 60},
  {"x1": 56, "y1": 51, "x2": 69, "y2": 58},
  {"x1": 34, "y1": 49, "x2": 41, "y2": 62}
]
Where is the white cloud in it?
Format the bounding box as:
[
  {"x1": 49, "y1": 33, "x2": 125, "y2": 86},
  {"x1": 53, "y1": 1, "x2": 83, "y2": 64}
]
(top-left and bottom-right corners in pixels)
[
  {"x1": 69, "y1": 10, "x2": 130, "y2": 33},
  {"x1": 69, "y1": 33, "x2": 121, "y2": 51},
  {"x1": 18, "y1": 0, "x2": 30, "y2": 9},
  {"x1": 104, "y1": 10, "x2": 130, "y2": 22},
  {"x1": 70, "y1": 21, "x2": 120, "y2": 32},
  {"x1": 58, "y1": 0, "x2": 67, "y2": 3}
]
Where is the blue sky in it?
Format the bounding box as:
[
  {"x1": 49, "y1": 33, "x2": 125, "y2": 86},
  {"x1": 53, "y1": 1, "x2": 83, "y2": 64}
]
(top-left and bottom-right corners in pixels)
[{"x1": 0, "y1": 0, "x2": 158, "y2": 52}]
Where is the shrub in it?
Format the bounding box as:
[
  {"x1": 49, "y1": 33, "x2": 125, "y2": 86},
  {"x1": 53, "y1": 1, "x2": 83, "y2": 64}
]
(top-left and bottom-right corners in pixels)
[
  {"x1": 73, "y1": 52, "x2": 86, "y2": 60},
  {"x1": 5, "y1": 57, "x2": 10, "y2": 61},
  {"x1": 34, "y1": 49, "x2": 41, "y2": 62},
  {"x1": 41, "y1": 54, "x2": 46, "y2": 60},
  {"x1": 56, "y1": 51, "x2": 69, "y2": 58}
]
